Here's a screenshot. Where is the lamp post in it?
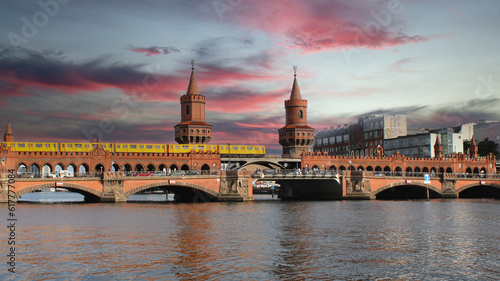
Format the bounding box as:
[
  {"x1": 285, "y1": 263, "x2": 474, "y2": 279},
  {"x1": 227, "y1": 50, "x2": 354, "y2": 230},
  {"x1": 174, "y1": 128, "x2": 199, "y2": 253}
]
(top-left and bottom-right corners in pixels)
[{"x1": 227, "y1": 143, "x2": 231, "y2": 171}]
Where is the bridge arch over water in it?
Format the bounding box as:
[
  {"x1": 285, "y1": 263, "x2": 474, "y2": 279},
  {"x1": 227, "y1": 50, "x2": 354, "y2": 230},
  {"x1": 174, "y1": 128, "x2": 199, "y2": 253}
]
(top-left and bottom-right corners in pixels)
[
  {"x1": 373, "y1": 182, "x2": 442, "y2": 200},
  {"x1": 456, "y1": 182, "x2": 500, "y2": 198},
  {"x1": 15, "y1": 182, "x2": 103, "y2": 202},
  {"x1": 124, "y1": 181, "x2": 219, "y2": 202}
]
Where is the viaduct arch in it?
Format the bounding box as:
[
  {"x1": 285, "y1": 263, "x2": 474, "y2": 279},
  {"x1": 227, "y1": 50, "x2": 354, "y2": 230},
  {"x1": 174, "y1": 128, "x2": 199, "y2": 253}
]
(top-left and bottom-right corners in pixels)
[{"x1": 124, "y1": 181, "x2": 219, "y2": 200}]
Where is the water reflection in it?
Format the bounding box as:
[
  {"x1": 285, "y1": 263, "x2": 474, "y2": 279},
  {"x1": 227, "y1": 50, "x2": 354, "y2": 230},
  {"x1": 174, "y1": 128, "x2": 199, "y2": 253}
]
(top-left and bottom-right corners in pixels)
[{"x1": 6, "y1": 199, "x2": 500, "y2": 280}]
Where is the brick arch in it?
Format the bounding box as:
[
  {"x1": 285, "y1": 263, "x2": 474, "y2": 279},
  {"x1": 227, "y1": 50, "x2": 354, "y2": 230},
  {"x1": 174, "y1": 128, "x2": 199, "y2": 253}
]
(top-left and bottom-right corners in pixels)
[
  {"x1": 15, "y1": 182, "x2": 103, "y2": 198},
  {"x1": 456, "y1": 183, "x2": 500, "y2": 194},
  {"x1": 372, "y1": 181, "x2": 442, "y2": 196},
  {"x1": 124, "y1": 181, "x2": 219, "y2": 198}
]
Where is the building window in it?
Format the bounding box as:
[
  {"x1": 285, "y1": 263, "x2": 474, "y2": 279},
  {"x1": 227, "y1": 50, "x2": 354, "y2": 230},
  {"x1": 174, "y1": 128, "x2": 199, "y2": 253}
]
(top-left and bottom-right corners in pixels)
[
  {"x1": 186, "y1": 105, "x2": 190, "y2": 115},
  {"x1": 299, "y1": 110, "x2": 303, "y2": 119}
]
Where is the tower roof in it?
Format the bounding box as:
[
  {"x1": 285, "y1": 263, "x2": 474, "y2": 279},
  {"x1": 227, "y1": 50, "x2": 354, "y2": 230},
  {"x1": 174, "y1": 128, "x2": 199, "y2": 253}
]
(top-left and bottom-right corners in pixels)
[
  {"x1": 434, "y1": 136, "x2": 441, "y2": 146},
  {"x1": 4, "y1": 121, "x2": 13, "y2": 142},
  {"x1": 186, "y1": 63, "x2": 200, "y2": 96},
  {"x1": 289, "y1": 74, "x2": 302, "y2": 100},
  {"x1": 5, "y1": 121, "x2": 12, "y2": 135},
  {"x1": 470, "y1": 136, "x2": 477, "y2": 146}
]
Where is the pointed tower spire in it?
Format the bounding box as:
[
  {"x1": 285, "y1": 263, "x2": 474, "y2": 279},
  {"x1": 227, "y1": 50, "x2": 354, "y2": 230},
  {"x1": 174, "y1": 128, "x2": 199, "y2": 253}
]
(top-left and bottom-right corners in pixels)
[
  {"x1": 278, "y1": 67, "x2": 315, "y2": 158},
  {"x1": 469, "y1": 136, "x2": 478, "y2": 159},
  {"x1": 174, "y1": 61, "x2": 212, "y2": 144},
  {"x1": 186, "y1": 59, "x2": 200, "y2": 96},
  {"x1": 434, "y1": 136, "x2": 443, "y2": 158},
  {"x1": 3, "y1": 121, "x2": 14, "y2": 142},
  {"x1": 290, "y1": 65, "x2": 302, "y2": 100}
]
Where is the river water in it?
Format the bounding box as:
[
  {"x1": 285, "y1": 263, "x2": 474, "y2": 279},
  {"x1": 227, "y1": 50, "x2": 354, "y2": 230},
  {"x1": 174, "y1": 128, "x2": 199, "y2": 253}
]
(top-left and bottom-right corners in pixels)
[{"x1": 2, "y1": 193, "x2": 499, "y2": 280}]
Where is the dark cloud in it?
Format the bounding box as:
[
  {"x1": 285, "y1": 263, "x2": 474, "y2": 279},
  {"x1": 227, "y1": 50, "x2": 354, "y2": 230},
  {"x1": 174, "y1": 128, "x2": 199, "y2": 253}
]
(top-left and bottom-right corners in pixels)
[
  {"x1": 129, "y1": 46, "x2": 180, "y2": 56},
  {"x1": 0, "y1": 47, "x2": 188, "y2": 99}
]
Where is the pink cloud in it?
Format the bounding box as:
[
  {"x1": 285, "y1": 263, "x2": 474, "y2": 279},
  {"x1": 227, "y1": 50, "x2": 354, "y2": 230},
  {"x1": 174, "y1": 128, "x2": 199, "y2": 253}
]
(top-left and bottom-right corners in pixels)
[{"x1": 228, "y1": 0, "x2": 434, "y2": 52}]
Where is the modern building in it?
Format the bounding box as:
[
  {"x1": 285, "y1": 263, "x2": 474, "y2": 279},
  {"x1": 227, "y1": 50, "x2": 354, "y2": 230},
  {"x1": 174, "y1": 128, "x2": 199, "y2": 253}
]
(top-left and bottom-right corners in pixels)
[
  {"x1": 384, "y1": 133, "x2": 440, "y2": 158},
  {"x1": 384, "y1": 127, "x2": 465, "y2": 158},
  {"x1": 314, "y1": 125, "x2": 350, "y2": 156},
  {"x1": 473, "y1": 120, "x2": 500, "y2": 154},
  {"x1": 313, "y1": 114, "x2": 407, "y2": 157}
]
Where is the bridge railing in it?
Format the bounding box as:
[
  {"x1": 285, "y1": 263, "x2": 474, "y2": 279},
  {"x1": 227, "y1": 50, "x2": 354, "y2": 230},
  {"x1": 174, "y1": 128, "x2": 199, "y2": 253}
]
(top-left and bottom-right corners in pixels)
[
  {"x1": 363, "y1": 171, "x2": 500, "y2": 179},
  {"x1": 253, "y1": 168, "x2": 339, "y2": 177},
  {"x1": 3, "y1": 170, "x2": 230, "y2": 179}
]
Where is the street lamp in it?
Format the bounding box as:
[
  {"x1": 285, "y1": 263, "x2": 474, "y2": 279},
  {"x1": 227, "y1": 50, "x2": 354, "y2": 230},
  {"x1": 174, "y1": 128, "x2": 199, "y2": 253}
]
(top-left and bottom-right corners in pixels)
[{"x1": 227, "y1": 143, "x2": 231, "y2": 171}]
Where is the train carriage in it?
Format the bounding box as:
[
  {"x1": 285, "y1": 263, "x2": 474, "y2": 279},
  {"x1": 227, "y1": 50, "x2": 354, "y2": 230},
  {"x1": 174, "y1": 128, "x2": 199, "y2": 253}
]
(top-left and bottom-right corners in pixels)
[
  {"x1": 218, "y1": 144, "x2": 265, "y2": 157},
  {"x1": 60, "y1": 142, "x2": 114, "y2": 153},
  {"x1": 115, "y1": 143, "x2": 167, "y2": 153},
  {"x1": 7, "y1": 142, "x2": 59, "y2": 152}
]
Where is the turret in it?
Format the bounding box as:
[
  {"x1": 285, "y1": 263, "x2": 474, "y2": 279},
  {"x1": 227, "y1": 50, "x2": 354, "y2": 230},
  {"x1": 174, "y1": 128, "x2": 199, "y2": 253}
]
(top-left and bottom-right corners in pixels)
[
  {"x1": 278, "y1": 66, "x2": 315, "y2": 158},
  {"x1": 174, "y1": 60, "x2": 212, "y2": 144},
  {"x1": 469, "y1": 136, "x2": 478, "y2": 159},
  {"x1": 3, "y1": 121, "x2": 14, "y2": 142},
  {"x1": 434, "y1": 136, "x2": 443, "y2": 158}
]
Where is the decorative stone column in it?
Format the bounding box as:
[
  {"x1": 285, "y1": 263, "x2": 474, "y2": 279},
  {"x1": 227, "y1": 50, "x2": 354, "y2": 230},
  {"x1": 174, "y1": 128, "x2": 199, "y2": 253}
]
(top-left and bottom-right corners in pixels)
[{"x1": 218, "y1": 170, "x2": 254, "y2": 201}]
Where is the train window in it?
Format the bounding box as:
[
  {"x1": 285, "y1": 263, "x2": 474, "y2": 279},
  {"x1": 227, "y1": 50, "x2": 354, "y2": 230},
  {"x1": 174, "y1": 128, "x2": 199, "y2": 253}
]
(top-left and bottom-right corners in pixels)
[
  {"x1": 92, "y1": 144, "x2": 98, "y2": 148},
  {"x1": 77, "y1": 144, "x2": 83, "y2": 148},
  {"x1": 123, "y1": 145, "x2": 127, "y2": 148},
  {"x1": 248, "y1": 147, "x2": 253, "y2": 150},
  {"x1": 117, "y1": 145, "x2": 120, "y2": 148},
  {"x1": 36, "y1": 144, "x2": 43, "y2": 148},
  {"x1": 182, "y1": 146, "x2": 189, "y2": 149},
  {"x1": 256, "y1": 147, "x2": 260, "y2": 150},
  {"x1": 139, "y1": 145, "x2": 144, "y2": 149},
  {"x1": 109, "y1": 144, "x2": 112, "y2": 148},
  {"x1": 85, "y1": 145, "x2": 89, "y2": 148},
  {"x1": 198, "y1": 146, "x2": 204, "y2": 149},
  {"x1": 130, "y1": 145, "x2": 137, "y2": 149},
  {"x1": 18, "y1": 143, "x2": 25, "y2": 148},
  {"x1": 61, "y1": 144, "x2": 65, "y2": 147},
  {"x1": 233, "y1": 147, "x2": 239, "y2": 150}
]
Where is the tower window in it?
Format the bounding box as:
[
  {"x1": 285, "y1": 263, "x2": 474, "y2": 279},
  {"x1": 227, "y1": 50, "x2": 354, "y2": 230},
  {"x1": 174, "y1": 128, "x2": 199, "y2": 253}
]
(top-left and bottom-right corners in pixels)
[
  {"x1": 186, "y1": 105, "x2": 190, "y2": 115},
  {"x1": 299, "y1": 110, "x2": 303, "y2": 119}
]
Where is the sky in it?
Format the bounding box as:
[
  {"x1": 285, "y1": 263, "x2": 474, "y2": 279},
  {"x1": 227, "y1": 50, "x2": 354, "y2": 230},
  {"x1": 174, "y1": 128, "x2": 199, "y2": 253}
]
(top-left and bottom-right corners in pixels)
[{"x1": 1, "y1": 0, "x2": 499, "y2": 154}]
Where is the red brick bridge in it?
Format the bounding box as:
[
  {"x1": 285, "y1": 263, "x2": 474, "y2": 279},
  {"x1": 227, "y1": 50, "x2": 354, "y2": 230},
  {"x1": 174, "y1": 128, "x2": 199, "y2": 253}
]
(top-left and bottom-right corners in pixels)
[
  {"x1": 256, "y1": 170, "x2": 500, "y2": 200},
  {"x1": 0, "y1": 170, "x2": 254, "y2": 203}
]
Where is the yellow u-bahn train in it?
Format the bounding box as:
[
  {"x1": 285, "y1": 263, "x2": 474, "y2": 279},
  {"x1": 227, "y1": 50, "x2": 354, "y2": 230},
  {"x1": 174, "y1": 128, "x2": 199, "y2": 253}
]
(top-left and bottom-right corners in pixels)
[{"x1": 1, "y1": 142, "x2": 266, "y2": 157}]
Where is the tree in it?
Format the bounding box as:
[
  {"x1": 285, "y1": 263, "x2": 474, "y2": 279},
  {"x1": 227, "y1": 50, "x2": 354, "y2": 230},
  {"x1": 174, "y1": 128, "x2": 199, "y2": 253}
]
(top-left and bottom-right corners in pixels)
[{"x1": 478, "y1": 138, "x2": 500, "y2": 157}]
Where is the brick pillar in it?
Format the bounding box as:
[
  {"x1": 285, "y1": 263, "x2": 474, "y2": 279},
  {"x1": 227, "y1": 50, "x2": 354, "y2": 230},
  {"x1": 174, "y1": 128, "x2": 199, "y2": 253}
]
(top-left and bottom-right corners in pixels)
[
  {"x1": 0, "y1": 174, "x2": 9, "y2": 203},
  {"x1": 100, "y1": 173, "x2": 126, "y2": 202},
  {"x1": 344, "y1": 171, "x2": 375, "y2": 200},
  {"x1": 218, "y1": 170, "x2": 254, "y2": 201},
  {"x1": 441, "y1": 178, "x2": 458, "y2": 198}
]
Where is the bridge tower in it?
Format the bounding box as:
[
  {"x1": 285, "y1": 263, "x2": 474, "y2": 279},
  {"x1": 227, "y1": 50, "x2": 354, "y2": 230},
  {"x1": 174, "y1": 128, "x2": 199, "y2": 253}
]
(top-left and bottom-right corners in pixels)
[
  {"x1": 3, "y1": 121, "x2": 13, "y2": 142},
  {"x1": 278, "y1": 67, "x2": 315, "y2": 158},
  {"x1": 174, "y1": 61, "x2": 212, "y2": 144},
  {"x1": 469, "y1": 136, "x2": 478, "y2": 159},
  {"x1": 434, "y1": 137, "x2": 443, "y2": 158}
]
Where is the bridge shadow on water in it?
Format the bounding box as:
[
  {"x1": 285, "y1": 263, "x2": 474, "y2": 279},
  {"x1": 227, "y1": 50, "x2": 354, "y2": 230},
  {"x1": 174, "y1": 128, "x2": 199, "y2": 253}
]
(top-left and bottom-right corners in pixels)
[{"x1": 376, "y1": 184, "x2": 500, "y2": 200}]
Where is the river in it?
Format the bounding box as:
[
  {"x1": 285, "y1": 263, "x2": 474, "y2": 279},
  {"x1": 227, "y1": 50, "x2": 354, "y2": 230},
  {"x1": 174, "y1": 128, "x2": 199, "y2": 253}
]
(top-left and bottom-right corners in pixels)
[{"x1": 2, "y1": 193, "x2": 499, "y2": 280}]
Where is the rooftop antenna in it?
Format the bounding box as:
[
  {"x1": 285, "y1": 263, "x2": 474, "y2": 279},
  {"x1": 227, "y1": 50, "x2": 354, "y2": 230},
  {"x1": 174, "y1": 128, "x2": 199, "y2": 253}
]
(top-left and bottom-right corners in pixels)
[
  {"x1": 293, "y1": 65, "x2": 298, "y2": 77},
  {"x1": 191, "y1": 58, "x2": 195, "y2": 70}
]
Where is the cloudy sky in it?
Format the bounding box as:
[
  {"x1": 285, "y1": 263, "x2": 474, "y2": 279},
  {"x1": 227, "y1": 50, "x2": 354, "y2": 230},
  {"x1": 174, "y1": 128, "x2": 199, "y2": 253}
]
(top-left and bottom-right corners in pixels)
[{"x1": 1, "y1": 0, "x2": 499, "y2": 153}]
